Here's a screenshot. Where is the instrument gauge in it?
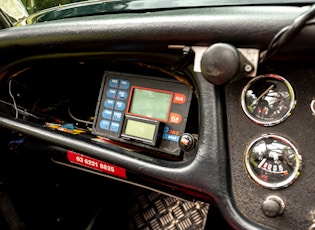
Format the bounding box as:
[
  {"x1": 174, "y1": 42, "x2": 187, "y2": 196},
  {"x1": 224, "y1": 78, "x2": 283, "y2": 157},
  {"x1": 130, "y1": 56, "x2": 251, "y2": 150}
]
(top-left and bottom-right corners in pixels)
[
  {"x1": 245, "y1": 134, "x2": 301, "y2": 189},
  {"x1": 241, "y1": 74, "x2": 296, "y2": 126}
]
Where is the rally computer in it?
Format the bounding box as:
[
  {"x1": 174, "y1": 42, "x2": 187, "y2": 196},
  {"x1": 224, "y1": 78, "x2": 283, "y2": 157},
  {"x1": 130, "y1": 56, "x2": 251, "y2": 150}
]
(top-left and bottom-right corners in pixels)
[{"x1": 92, "y1": 71, "x2": 193, "y2": 157}]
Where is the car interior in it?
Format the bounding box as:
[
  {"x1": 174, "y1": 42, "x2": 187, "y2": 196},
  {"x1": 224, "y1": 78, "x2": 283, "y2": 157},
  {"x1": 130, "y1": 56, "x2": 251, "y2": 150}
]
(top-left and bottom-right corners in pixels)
[{"x1": 0, "y1": 1, "x2": 315, "y2": 229}]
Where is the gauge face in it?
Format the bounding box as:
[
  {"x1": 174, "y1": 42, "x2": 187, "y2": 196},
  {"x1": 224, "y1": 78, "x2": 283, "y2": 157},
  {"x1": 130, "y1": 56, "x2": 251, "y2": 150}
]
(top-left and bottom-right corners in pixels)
[
  {"x1": 241, "y1": 74, "x2": 296, "y2": 126},
  {"x1": 245, "y1": 134, "x2": 301, "y2": 189}
]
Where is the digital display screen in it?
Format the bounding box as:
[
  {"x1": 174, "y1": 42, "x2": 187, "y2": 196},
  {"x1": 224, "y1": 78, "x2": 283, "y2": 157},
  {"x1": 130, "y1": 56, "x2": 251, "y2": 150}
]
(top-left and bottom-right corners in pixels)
[
  {"x1": 129, "y1": 87, "x2": 172, "y2": 121},
  {"x1": 124, "y1": 119, "x2": 157, "y2": 141}
]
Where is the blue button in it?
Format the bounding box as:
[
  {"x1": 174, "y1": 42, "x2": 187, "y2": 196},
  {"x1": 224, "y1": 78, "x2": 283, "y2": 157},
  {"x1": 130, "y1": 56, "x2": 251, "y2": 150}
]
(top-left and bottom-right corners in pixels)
[
  {"x1": 104, "y1": 99, "x2": 115, "y2": 109},
  {"x1": 100, "y1": 120, "x2": 110, "y2": 130},
  {"x1": 164, "y1": 126, "x2": 170, "y2": 133},
  {"x1": 117, "y1": 90, "x2": 128, "y2": 100},
  {"x1": 119, "y1": 80, "x2": 130, "y2": 90},
  {"x1": 112, "y1": 112, "x2": 122, "y2": 122},
  {"x1": 109, "y1": 78, "x2": 119, "y2": 88},
  {"x1": 110, "y1": 122, "x2": 120, "y2": 132},
  {"x1": 114, "y1": 101, "x2": 125, "y2": 111},
  {"x1": 162, "y1": 133, "x2": 180, "y2": 142},
  {"x1": 106, "y1": 89, "x2": 117, "y2": 99},
  {"x1": 102, "y1": 109, "x2": 112, "y2": 119}
]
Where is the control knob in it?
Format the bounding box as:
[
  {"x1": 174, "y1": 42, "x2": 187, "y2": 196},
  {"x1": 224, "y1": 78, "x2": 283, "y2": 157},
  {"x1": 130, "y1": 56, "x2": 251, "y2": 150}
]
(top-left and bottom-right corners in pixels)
[
  {"x1": 261, "y1": 196, "x2": 285, "y2": 217},
  {"x1": 200, "y1": 43, "x2": 254, "y2": 85},
  {"x1": 179, "y1": 133, "x2": 197, "y2": 152}
]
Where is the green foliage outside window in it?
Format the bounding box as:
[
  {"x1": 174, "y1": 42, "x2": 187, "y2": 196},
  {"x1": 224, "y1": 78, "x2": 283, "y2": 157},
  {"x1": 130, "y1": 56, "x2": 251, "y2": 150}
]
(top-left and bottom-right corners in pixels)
[{"x1": 20, "y1": 0, "x2": 87, "y2": 14}]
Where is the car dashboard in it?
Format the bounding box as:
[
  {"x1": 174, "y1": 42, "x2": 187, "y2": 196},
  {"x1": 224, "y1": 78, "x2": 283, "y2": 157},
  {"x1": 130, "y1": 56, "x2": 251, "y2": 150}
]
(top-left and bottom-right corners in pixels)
[{"x1": 0, "y1": 3, "x2": 315, "y2": 230}]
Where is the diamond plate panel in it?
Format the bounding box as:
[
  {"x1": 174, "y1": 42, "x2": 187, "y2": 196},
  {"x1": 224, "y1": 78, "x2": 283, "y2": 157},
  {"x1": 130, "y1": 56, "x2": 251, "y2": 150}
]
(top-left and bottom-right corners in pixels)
[{"x1": 127, "y1": 188, "x2": 209, "y2": 230}]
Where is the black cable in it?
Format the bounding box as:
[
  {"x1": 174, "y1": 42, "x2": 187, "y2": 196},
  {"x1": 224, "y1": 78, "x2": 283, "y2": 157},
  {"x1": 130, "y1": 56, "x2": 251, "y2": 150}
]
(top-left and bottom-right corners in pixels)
[{"x1": 260, "y1": 3, "x2": 315, "y2": 63}]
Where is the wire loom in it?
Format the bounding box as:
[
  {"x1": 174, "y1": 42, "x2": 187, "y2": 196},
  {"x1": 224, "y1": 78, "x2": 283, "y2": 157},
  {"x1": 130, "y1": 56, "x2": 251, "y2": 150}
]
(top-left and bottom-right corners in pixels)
[{"x1": 260, "y1": 3, "x2": 315, "y2": 63}]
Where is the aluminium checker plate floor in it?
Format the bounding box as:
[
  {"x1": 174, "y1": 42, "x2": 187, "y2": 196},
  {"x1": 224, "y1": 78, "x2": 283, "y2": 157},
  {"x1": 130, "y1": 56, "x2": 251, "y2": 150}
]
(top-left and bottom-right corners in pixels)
[{"x1": 126, "y1": 188, "x2": 209, "y2": 230}]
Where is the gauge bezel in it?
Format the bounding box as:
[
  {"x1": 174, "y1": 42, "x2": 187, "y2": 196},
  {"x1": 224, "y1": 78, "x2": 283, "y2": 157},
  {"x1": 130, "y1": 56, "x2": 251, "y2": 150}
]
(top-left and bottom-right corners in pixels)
[
  {"x1": 244, "y1": 134, "x2": 302, "y2": 190},
  {"x1": 311, "y1": 98, "x2": 315, "y2": 116},
  {"x1": 241, "y1": 74, "x2": 296, "y2": 126}
]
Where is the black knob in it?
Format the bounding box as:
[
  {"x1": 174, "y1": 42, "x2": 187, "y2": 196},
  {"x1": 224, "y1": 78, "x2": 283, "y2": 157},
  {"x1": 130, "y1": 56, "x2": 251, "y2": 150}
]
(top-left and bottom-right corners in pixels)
[
  {"x1": 261, "y1": 196, "x2": 285, "y2": 217},
  {"x1": 200, "y1": 43, "x2": 253, "y2": 85}
]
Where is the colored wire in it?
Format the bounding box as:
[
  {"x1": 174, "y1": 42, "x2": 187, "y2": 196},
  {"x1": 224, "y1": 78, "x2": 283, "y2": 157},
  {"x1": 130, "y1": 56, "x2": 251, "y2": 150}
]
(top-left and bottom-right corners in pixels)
[{"x1": 68, "y1": 106, "x2": 93, "y2": 125}]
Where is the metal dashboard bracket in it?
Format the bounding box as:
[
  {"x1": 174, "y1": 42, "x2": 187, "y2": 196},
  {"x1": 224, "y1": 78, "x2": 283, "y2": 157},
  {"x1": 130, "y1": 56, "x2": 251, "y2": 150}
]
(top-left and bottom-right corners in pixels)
[{"x1": 191, "y1": 46, "x2": 259, "y2": 77}]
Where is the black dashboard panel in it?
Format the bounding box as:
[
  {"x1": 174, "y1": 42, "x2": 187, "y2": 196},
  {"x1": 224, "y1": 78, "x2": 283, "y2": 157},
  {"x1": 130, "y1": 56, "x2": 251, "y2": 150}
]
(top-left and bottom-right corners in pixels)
[{"x1": 0, "y1": 3, "x2": 315, "y2": 230}]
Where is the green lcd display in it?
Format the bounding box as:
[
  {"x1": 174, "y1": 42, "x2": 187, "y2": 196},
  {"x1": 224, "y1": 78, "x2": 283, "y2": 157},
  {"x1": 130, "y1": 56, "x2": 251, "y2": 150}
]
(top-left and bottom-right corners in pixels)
[
  {"x1": 122, "y1": 116, "x2": 160, "y2": 145},
  {"x1": 125, "y1": 119, "x2": 156, "y2": 140},
  {"x1": 129, "y1": 88, "x2": 172, "y2": 121}
]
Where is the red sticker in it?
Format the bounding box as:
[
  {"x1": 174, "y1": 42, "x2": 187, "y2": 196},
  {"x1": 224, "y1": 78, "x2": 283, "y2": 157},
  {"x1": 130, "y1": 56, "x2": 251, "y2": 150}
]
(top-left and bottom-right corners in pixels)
[{"x1": 67, "y1": 150, "x2": 127, "y2": 179}]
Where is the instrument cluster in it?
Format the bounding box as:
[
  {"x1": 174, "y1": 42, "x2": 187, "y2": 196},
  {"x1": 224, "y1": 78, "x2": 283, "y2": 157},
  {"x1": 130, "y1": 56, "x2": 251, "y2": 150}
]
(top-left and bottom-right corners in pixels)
[{"x1": 240, "y1": 74, "x2": 301, "y2": 190}]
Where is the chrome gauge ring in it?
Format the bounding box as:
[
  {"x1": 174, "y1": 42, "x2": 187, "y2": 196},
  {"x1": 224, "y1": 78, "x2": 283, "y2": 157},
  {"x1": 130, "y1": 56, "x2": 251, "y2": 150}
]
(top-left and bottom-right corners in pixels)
[
  {"x1": 241, "y1": 74, "x2": 296, "y2": 126},
  {"x1": 245, "y1": 134, "x2": 302, "y2": 189}
]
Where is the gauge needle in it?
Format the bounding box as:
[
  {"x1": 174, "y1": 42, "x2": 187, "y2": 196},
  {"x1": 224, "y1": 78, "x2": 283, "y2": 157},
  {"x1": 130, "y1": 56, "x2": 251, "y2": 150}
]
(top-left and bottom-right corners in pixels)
[
  {"x1": 258, "y1": 158, "x2": 267, "y2": 168},
  {"x1": 251, "y1": 84, "x2": 275, "y2": 106}
]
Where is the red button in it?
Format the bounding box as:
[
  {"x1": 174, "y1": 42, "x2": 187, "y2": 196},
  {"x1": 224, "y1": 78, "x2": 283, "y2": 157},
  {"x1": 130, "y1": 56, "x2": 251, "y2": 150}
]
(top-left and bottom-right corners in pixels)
[
  {"x1": 169, "y1": 113, "x2": 182, "y2": 124},
  {"x1": 173, "y1": 93, "x2": 186, "y2": 104}
]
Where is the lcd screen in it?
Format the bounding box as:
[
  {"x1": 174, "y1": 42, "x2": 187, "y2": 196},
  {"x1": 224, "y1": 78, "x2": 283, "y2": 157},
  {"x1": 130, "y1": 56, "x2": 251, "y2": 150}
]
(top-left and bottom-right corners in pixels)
[
  {"x1": 129, "y1": 87, "x2": 172, "y2": 121},
  {"x1": 124, "y1": 119, "x2": 156, "y2": 141}
]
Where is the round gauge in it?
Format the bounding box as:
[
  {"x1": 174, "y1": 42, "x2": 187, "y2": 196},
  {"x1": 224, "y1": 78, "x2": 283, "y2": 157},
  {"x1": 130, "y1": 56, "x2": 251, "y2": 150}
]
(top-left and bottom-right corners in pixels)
[
  {"x1": 245, "y1": 134, "x2": 301, "y2": 189},
  {"x1": 241, "y1": 74, "x2": 296, "y2": 126}
]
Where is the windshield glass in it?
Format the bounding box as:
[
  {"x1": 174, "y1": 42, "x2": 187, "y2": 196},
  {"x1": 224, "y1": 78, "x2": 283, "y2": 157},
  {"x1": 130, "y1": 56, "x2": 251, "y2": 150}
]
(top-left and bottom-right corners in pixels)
[
  {"x1": 20, "y1": 0, "x2": 315, "y2": 14},
  {"x1": 4, "y1": 0, "x2": 312, "y2": 26}
]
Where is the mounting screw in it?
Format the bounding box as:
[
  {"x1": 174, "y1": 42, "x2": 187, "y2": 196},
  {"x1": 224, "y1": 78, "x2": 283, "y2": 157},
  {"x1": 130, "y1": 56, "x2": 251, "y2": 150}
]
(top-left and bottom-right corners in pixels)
[{"x1": 244, "y1": 64, "x2": 253, "y2": 73}]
